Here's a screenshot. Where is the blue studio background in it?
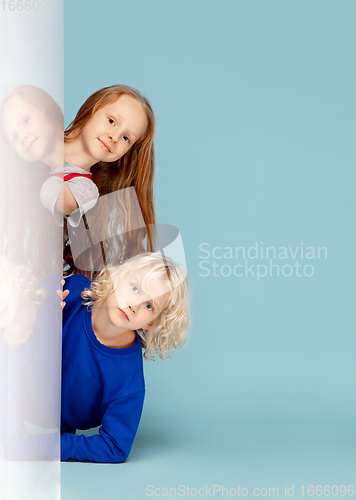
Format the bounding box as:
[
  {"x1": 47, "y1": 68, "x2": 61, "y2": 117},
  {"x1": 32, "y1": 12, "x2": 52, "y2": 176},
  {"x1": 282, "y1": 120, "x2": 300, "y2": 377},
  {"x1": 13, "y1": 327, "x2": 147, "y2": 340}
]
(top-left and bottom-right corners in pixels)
[{"x1": 63, "y1": 1, "x2": 356, "y2": 499}]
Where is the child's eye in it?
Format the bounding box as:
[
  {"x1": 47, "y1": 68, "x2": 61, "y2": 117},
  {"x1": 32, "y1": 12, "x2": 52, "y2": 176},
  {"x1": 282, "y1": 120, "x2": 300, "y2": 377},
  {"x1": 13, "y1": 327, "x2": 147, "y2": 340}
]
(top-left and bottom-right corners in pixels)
[
  {"x1": 23, "y1": 117, "x2": 29, "y2": 125},
  {"x1": 108, "y1": 118, "x2": 115, "y2": 125},
  {"x1": 132, "y1": 285, "x2": 139, "y2": 293},
  {"x1": 123, "y1": 135, "x2": 130, "y2": 144},
  {"x1": 145, "y1": 303, "x2": 153, "y2": 311}
]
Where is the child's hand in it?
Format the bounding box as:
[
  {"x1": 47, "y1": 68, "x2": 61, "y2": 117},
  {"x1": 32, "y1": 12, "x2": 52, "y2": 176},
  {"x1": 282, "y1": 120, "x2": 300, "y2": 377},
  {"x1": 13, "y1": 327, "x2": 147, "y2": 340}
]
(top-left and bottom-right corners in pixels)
[{"x1": 57, "y1": 279, "x2": 70, "y2": 309}]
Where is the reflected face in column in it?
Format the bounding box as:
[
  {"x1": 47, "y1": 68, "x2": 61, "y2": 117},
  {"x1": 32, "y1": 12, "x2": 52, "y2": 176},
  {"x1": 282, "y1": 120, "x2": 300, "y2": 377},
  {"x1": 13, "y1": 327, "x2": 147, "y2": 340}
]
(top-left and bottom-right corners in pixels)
[{"x1": 2, "y1": 95, "x2": 59, "y2": 163}]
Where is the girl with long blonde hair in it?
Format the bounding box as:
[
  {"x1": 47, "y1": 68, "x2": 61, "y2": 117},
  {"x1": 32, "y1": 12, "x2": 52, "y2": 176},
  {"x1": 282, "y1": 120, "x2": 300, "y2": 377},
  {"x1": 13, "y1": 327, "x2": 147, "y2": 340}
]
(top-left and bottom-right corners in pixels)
[{"x1": 60, "y1": 85, "x2": 157, "y2": 277}]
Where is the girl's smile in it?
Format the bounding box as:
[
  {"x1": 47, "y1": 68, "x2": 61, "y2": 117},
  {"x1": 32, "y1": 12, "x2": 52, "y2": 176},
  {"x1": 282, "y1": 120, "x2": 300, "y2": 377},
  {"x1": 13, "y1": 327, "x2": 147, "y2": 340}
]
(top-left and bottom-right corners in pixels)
[
  {"x1": 97, "y1": 138, "x2": 111, "y2": 153},
  {"x1": 27, "y1": 137, "x2": 38, "y2": 151}
]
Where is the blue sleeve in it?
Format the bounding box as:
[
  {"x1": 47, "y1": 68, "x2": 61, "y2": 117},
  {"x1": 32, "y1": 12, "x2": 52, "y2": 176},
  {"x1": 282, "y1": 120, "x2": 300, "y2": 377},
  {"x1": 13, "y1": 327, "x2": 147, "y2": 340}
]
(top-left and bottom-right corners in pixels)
[
  {"x1": 0, "y1": 412, "x2": 59, "y2": 460},
  {"x1": 61, "y1": 390, "x2": 145, "y2": 463}
]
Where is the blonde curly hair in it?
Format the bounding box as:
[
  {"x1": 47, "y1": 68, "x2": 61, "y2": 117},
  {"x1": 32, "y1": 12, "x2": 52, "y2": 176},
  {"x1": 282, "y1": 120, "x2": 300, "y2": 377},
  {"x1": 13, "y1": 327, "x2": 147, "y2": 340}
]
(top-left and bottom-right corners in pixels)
[{"x1": 81, "y1": 253, "x2": 190, "y2": 361}]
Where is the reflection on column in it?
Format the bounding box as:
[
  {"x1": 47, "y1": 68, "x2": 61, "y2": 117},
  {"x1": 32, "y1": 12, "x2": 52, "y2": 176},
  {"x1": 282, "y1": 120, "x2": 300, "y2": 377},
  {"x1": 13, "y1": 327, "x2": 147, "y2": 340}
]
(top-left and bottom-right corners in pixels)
[{"x1": 0, "y1": 85, "x2": 63, "y2": 498}]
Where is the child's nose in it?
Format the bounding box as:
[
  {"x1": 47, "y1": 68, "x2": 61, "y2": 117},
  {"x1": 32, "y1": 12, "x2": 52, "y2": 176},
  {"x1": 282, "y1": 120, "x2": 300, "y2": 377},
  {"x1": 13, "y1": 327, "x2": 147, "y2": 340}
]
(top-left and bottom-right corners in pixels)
[
  {"x1": 107, "y1": 132, "x2": 117, "y2": 143},
  {"x1": 128, "y1": 304, "x2": 136, "y2": 314},
  {"x1": 19, "y1": 131, "x2": 28, "y2": 142}
]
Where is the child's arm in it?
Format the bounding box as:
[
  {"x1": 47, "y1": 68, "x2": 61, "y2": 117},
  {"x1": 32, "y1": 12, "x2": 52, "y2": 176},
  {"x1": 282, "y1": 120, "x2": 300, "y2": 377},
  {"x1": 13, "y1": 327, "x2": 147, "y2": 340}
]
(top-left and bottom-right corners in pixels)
[
  {"x1": 61, "y1": 176, "x2": 99, "y2": 224},
  {"x1": 40, "y1": 175, "x2": 99, "y2": 226},
  {"x1": 57, "y1": 183, "x2": 79, "y2": 216},
  {"x1": 61, "y1": 391, "x2": 145, "y2": 463}
]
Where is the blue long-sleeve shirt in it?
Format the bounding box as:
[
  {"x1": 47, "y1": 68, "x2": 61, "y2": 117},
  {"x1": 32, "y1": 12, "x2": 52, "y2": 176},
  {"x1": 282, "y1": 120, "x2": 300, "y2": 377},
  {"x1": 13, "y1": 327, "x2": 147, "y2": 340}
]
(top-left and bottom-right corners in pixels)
[{"x1": 61, "y1": 275, "x2": 145, "y2": 463}]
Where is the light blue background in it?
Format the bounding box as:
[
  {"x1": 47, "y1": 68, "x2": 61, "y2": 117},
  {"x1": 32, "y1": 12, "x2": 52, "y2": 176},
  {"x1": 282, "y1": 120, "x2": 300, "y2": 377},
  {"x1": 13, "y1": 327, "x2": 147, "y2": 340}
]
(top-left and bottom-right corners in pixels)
[{"x1": 63, "y1": 1, "x2": 356, "y2": 498}]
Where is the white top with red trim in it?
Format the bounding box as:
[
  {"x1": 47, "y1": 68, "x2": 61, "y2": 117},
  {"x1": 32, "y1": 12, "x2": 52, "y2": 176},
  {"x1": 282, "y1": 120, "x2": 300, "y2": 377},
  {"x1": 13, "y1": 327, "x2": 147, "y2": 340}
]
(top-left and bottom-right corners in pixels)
[{"x1": 39, "y1": 160, "x2": 99, "y2": 227}]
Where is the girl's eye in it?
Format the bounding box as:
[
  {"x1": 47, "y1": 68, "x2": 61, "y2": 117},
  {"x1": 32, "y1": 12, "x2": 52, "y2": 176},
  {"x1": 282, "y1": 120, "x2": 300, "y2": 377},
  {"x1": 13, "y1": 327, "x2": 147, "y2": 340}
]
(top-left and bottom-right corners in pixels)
[
  {"x1": 13, "y1": 135, "x2": 17, "y2": 143},
  {"x1": 146, "y1": 303, "x2": 153, "y2": 311},
  {"x1": 23, "y1": 117, "x2": 29, "y2": 125},
  {"x1": 132, "y1": 285, "x2": 139, "y2": 293},
  {"x1": 123, "y1": 135, "x2": 130, "y2": 144},
  {"x1": 108, "y1": 118, "x2": 115, "y2": 125}
]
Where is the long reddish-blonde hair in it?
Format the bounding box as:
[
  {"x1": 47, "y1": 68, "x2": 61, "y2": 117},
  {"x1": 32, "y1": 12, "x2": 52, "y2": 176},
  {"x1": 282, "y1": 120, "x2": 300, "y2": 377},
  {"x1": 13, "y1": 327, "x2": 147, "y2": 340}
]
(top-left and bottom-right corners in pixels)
[{"x1": 63, "y1": 85, "x2": 157, "y2": 277}]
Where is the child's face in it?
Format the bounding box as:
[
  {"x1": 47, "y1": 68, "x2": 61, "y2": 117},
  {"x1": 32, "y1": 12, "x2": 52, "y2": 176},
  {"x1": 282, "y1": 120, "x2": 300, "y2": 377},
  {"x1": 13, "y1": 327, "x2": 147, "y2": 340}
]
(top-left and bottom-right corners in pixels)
[
  {"x1": 105, "y1": 273, "x2": 170, "y2": 332},
  {"x1": 2, "y1": 95, "x2": 59, "y2": 163},
  {"x1": 80, "y1": 94, "x2": 148, "y2": 164}
]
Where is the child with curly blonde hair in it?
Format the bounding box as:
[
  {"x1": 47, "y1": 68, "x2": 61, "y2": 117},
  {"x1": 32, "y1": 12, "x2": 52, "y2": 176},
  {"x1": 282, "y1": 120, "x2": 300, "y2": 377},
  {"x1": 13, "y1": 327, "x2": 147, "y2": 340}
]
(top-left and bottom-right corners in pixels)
[{"x1": 61, "y1": 252, "x2": 190, "y2": 463}]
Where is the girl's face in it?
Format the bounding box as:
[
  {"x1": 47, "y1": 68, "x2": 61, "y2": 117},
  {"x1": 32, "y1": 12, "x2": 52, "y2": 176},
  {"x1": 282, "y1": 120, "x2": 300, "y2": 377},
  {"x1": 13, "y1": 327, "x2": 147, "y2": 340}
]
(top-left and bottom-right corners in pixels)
[
  {"x1": 80, "y1": 94, "x2": 148, "y2": 164},
  {"x1": 2, "y1": 95, "x2": 59, "y2": 163}
]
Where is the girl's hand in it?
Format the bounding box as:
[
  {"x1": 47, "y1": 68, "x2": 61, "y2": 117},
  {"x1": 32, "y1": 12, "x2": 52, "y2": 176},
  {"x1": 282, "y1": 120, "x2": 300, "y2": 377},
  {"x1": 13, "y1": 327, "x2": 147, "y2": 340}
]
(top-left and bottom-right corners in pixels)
[{"x1": 57, "y1": 279, "x2": 70, "y2": 309}]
